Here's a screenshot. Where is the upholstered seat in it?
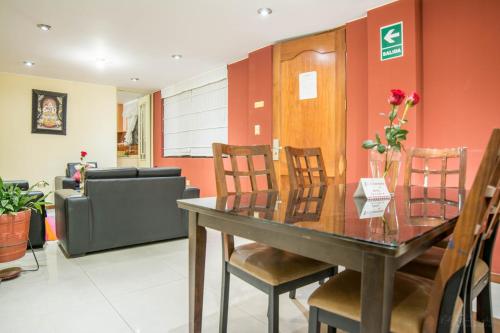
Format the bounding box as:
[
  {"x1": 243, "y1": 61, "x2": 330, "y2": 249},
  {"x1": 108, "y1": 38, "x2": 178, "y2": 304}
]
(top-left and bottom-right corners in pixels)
[
  {"x1": 308, "y1": 269, "x2": 463, "y2": 333},
  {"x1": 229, "y1": 242, "x2": 333, "y2": 286},
  {"x1": 400, "y1": 246, "x2": 489, "y2": 284}
]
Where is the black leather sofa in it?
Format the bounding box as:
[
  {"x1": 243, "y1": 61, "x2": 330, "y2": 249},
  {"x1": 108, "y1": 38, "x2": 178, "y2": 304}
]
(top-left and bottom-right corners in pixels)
[
  {"x1": 55, "y1": 167, "x2": 200, "y2": 257},
  {"x1": 55, "y1": 162, "x2": 98, "y2": 190},
  {"x1": 3, "y1": 180, "x2": 47, "y2": 248}
]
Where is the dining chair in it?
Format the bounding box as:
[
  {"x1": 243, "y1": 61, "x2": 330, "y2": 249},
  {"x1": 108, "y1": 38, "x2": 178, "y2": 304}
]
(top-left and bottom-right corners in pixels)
[
  {"x1": 401, "y1": 146, "x2": 500, "y2": 333},
  {"x1": 285, "y1": 146, "x2": 328, "y2": 188},
  {"x1": 403, "y1": 147, "x2": 467, "y2": 189},
  {"x1": 307, "y1": 129, "x2": 500, "y2": 333},
  {"x1": 212, "y1": 143, "x2": 337, "y2": 333}
]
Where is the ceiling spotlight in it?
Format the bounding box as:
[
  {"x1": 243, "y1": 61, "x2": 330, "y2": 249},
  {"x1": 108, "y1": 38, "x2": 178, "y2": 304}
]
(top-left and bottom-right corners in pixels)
[
  {"x1": 171, "y1": 54, "x2": 182, "y2": 60},
  {"x1": 23, "y1": 61, "x2": 35, "y2": 67},
  {"x1": 130, "y1": 78, "x2": 140, "y2": 82},
  {"x1": 37, "y1": 23, "x2": 52, "y2": 31},
  {"x1": 257, "y1": 8, "x2": 272, "y2": 16},
  {"x1": 96, "y1": 58, "x2": 107, "y2": 69}
]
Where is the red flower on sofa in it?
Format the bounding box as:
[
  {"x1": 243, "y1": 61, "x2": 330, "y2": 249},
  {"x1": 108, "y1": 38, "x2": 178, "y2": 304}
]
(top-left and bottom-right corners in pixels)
[
  {"x1": 81, "y1": 151, "x2": 88, "y2": 158},
  {"x1": 72, "y1": 170, "x2": 81, "y2": 183}
]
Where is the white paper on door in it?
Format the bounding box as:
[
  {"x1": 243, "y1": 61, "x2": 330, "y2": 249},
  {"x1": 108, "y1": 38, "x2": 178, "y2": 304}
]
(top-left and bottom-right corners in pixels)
[{"x1": 299, "y1": 71, "x2": 317, "y2": 100}]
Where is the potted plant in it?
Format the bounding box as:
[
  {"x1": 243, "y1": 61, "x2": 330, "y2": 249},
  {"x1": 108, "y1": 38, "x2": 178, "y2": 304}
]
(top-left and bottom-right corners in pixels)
[
  {"x1": 362, "y1": 89, "x2": 420, "y2": 195},
  {"x1": 0, "y1": 178, "x2": 49, "y2": 280}
]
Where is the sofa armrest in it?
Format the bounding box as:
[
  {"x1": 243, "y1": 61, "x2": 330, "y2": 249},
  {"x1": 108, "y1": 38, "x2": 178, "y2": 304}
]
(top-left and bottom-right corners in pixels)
[
  {"x1": 183, "y1": 186, "x2": 200, "y2": 199},
  {"x1": 55, "y1": 189, "x2": 90, "y2": 257},
  {"x1": 3, "y1": 180, "x2": 30, "y2": 191},
  {"x1": 55, "y1": 176, "x2": 78, "y2": 190}
]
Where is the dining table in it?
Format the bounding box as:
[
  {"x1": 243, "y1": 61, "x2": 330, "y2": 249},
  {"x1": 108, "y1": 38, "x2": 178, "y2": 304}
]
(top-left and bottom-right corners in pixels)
[{"x1": 177, "y1": 184, "x2": 464, "y2": 333}]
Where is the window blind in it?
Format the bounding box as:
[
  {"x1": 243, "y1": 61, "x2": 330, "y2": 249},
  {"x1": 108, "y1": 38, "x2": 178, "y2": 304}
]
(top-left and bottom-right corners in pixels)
[{"x1": 163, "y1": 78, "x2": 228, "y2": 157}]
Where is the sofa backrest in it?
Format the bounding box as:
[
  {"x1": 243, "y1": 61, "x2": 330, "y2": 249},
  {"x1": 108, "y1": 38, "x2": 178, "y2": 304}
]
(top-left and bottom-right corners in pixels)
[{"x1": 67, "y1": 162, "x2": 98, "y2": 177}]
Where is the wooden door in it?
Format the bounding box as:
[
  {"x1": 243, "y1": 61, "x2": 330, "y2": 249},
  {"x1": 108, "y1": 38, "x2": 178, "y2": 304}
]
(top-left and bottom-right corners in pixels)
[{"x1": 273, "y1": 28, "x2": 346, "y2": 187}]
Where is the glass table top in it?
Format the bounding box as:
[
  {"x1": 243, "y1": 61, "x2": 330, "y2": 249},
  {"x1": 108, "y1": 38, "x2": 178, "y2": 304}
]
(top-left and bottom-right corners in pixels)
[{"x1": 179, "y1": 184, "x2": 464, "y2": 248}]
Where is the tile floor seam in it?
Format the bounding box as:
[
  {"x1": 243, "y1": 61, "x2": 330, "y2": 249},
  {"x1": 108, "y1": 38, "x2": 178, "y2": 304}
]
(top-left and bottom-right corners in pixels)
[{"x1": 79, "y1": 266, "x2": 137, "y2": 333}]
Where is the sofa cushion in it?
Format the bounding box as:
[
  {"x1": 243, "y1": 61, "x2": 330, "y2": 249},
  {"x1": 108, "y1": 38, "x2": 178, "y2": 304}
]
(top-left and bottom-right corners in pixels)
[
  {"x1": 138, "y1": 167, "x2": 181, "y2": 178},
  {"x1": 85, "y1": 167, "x2": 137, "y2": 179}
]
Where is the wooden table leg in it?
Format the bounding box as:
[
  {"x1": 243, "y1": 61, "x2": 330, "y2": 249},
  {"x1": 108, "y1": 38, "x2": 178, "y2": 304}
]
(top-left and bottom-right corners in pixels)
[
  {"x1": 189, "y1": 211, "x2": 207, "y2": 333},
  {"x1": 360, "y1": 253, "x2": 395, "y2": 333}
]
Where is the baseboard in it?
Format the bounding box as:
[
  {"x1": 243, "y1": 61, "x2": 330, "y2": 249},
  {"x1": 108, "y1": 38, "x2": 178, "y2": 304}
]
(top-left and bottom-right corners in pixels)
[{"x1": 491, "y1": 273, "x2": 500, "y2": 284}]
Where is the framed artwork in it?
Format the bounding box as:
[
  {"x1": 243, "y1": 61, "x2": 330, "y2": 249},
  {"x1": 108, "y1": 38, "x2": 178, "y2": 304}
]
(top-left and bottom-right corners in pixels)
[{"x1": 31, "y1": 89, "x2": 67, "y2": 135}]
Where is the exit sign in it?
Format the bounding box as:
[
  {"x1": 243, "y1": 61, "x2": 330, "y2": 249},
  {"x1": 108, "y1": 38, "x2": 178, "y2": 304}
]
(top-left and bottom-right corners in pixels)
[{"x1": 380, "y1": 21, "x2": 403, "y2": 61}]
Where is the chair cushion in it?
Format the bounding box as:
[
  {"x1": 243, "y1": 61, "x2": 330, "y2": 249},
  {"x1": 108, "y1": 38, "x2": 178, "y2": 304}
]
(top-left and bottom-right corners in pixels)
[
  {"x1": 138, "y1": 167, "x2": 181, "y2": 178},
  {"x1": 400, "y1": 247, "x2": 489, "y2": 286},
  {"x1": 399, "y1": 246, "x2": 444, "y2": 280},
  {"x1": 229, "y1": 242, "x2": 333, "y2": 286},
  {"x1": 308, "y1": 270, "x2": 463, "y2": 333},
  {"x1": 85, "y1": 167, "x2": 137, "y2": 179}
]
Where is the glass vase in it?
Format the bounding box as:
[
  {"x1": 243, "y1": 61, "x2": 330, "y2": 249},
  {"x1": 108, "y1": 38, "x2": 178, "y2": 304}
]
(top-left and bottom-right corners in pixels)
[{"x1": 369, "y1": 148, "x2": 401, "y2": 196}]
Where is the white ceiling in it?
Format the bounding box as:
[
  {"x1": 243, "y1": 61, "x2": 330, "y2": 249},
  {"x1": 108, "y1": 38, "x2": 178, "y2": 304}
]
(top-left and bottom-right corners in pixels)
[{"x1": 0, "y1": 0, "x2": 393, "y2": 92}]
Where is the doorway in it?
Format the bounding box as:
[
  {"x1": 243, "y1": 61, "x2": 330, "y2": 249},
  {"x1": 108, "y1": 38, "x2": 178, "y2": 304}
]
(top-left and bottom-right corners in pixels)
[
  {"x1": 116, "y1": 90, "x2": 153, "y2": 168},
  {"x1": 273, "y1": 27, "x2": 346, "y2": 187}
]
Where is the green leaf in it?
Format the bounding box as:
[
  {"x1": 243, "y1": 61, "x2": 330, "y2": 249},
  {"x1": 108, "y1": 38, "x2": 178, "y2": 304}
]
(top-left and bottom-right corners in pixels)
[
  {"x1": 377, "y1": 144, "x2": 386, "y2": 154},
  {"x1": 362, "y1": 140, "x2": 377, "y2": 150}
]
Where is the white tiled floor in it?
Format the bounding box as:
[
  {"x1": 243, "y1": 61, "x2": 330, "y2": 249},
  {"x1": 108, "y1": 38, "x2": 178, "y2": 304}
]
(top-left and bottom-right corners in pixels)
[{"x1": 1, "y1": 230, "x2": 499, "y2": 333}]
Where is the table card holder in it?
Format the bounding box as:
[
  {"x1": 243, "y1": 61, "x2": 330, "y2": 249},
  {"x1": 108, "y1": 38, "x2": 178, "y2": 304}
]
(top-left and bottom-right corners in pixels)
[{"x1": 353, "y1": 178, "x2": 392, "y2": 219}]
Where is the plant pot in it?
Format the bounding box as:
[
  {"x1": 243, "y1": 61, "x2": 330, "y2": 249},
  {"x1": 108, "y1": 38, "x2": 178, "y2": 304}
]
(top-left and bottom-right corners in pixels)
[
  {"x1": 0, "y1": 210, "x2": 31, "y2": 263},
  {"x1": 369, "y1": 148, "x2": 402, "y2": 195}
]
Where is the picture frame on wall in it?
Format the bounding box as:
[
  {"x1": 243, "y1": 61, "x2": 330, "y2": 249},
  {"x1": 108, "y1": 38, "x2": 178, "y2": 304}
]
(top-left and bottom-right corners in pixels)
[{"x1": 31, "y1": 89, "x2": 67, "y2": 135}]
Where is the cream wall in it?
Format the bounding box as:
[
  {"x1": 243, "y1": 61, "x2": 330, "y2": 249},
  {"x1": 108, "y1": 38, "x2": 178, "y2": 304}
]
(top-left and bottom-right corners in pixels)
[{"x1": 0, "y1": 72, "x2": 117, "y2": 198}]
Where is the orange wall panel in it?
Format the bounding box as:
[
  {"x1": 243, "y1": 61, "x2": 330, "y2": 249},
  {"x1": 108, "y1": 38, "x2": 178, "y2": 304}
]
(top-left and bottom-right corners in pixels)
[
  {"x1": 367, "y1": 0, "x2": 422, "y2": 151},
  {"x1": 346, "y1": 18, "x2": 369, "y2": 183},
  {"x1": 248, "y1": 46, "x2": 273, "y2": 145}
]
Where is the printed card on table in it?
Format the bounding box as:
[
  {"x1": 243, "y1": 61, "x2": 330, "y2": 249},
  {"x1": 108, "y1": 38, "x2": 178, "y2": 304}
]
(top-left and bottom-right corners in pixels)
[{"x1": 353, "y1": 178, "x2": 391, "y2": 200}]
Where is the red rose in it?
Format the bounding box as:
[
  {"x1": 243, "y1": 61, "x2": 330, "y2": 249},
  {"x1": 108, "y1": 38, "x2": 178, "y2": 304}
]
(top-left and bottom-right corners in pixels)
[
  {"x1": 81, "y1": 151, "x2": 88, "y2": 157},
  {"x1": 388, "y1": 89, "x2": 406, "y2": 106},
  {"x1": 407, "y1": 92, "x2": 420, "y2": 106}
]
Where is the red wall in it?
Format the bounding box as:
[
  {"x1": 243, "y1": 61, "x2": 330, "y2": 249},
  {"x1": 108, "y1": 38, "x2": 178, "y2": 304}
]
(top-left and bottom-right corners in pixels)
[
  {"x1": 345, "y1": 0, "x2": 500, "y2": 272},
  {"x1": 153, "y1": 46, "x2": 273, "y2": 196},
  {"x1": 346, "y1": 19, "x2": 369, "y2": 183}
]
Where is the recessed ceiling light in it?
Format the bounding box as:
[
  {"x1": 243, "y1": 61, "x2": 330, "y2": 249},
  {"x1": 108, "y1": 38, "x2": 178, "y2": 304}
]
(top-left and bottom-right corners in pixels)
[
  {"x1": 23, "y1": 61, "x2": 35, "y2": 67},
  {"x1": 257, "y1": 8, "x2": 272, "y2": 16},
  {"x1": 130, "y1": 78, "x2": 140, "y2": 82},
  {"x1": 96, "y1": 58, "x2": 107, "y2": 69},
  {"x1": 171, "y1": 54, "x2": 182, "y2": 60},
  {"x1": 37, "y1": 23, "x2": 52, "y2": 31}
]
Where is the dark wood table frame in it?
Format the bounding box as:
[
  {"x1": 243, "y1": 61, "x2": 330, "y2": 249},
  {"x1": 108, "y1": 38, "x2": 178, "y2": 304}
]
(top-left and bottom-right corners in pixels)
[{"x1": 179, "y1": 201, "x2": 457, "y2": 333}]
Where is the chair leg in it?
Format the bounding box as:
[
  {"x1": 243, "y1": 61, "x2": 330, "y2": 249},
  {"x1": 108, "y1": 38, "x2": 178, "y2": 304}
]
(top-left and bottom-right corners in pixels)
[
  {"x1": 464, "y1": 290, "x2": 473, "y2": 333},
  {"x1": 219, "y1": 263, "x2": 230, "y2": 333},
  {"x1": 289, "y1": 289, "x2": 296, "y2": 299},
  {"x1": 308, "y1": 307, "x2": 320, "y2": 333},
  {"x1": 476, "y1": 284, "x2": 493, "y2": 333},
  {"x1": 268, "y1": 289, "x2": 279, "y2": 333}
]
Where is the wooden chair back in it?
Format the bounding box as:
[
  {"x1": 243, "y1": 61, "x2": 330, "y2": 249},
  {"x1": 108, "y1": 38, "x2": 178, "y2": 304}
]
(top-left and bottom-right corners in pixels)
[
  {"x1": 285, "y1": 147, "x2": 328, "y2": 188},
  {"x1": 213, "y1": 143, "x2": 278, "y2": 196},
  {"x1": 404, "y1": 147, "x2": 467, "y2": 189},
  {"x1": 212, "y1": 143, "x2": 279, "y2": 261},
  {"x1": 423, "y1": 129, "x2": 500, "y2": 333}
]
